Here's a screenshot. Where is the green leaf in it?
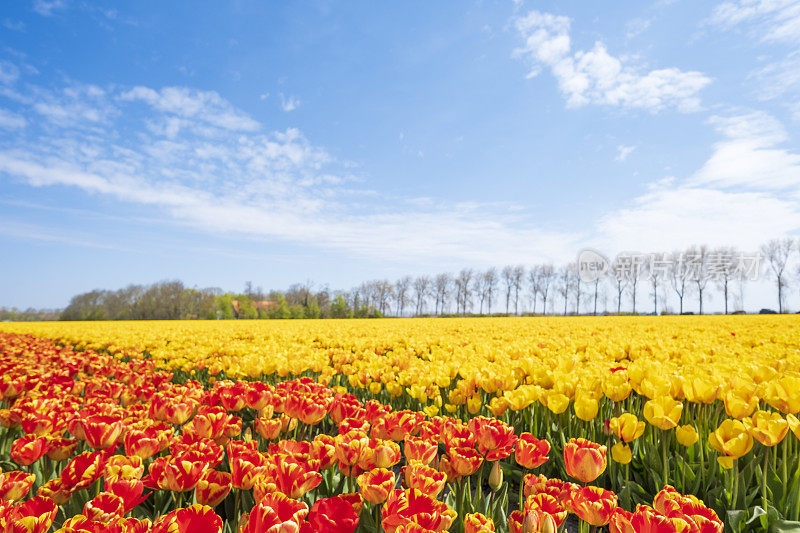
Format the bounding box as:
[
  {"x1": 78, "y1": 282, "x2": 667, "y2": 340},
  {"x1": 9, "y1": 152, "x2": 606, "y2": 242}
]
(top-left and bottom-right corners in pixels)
[
  {"x1": 728, "y1": 510, "x2": 747, "y2": 533},
  {"x1": 354, "y1": 505, "x2": 377, "y2": 533},
  {"x1": 770, "y1": 520, "x2": 800, "y2": 533}
]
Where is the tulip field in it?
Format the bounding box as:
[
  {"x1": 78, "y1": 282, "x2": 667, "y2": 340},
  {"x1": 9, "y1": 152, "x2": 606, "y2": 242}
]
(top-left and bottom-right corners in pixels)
[{"x1": 0, "y1": 317, "x2": 799, "y2": 532}]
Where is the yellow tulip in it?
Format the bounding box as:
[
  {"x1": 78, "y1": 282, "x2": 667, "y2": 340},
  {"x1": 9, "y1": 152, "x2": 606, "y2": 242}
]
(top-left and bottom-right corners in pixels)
[
  {"x1": 788, "y1": 414, "x2": 800, "y2": 441},
  {"x1": 602, "y1": 372, "x2": 631, "y2": 402},
  {"x1": 760, "y1": 375, "x2": 800, "y2": 414},
  {"x1": 546, "y1": 393, "x2": 570, "y2": 415},
  {"x1": 574, "y1": 395, "x2": 599, "y2": 422},
  {"x1": 682, "y1": 377, "x2": 719, "y2": 404},
  {"x1": 467, "y1": 396, "x2": 482, "y2": 415},
  {"x1": 743, "y1": 410, "x2": 788, "y2": 447},
  {"x1": 708, "y1": 419, "x2": 753, "y2": 469},
  {"x1": 610, "y1": 442, "x2": 632, "y2": 464},
  {"x1": 643, "y1": 397, "x2": 683, "y2": 431},
  {"x1": 676, "y1": 425, "x2": 699, "y2": 447},
  {"x1": 724, "y1": 390, "x2": 758, "y2": 419},
  {"x1": 489, "y1": 397, "x2": 509, "y2": 417},
  {"x1": 609, "y1": 413, "x2": 645, "y2": 443}
]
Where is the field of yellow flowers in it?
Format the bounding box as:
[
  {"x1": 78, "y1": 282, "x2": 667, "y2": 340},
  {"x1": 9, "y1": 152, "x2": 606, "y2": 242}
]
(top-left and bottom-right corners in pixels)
[{"x1": 0, "y1": 316, "x2": 799, "y2": 532}]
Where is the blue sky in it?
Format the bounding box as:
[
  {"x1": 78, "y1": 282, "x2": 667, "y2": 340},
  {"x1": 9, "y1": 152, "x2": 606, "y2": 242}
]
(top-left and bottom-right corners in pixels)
[{"x1": 1, "y1": 0, "x2": 800, "y2": 309}]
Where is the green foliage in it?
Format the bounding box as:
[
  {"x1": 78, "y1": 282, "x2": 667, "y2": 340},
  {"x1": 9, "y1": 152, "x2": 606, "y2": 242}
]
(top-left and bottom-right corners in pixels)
[
  {"x1": 304, "y1": 296, "x2": 321, "y2": 319},
  {"x1": 269, "y1": 294, "x2": 291, "y2": 319},
  {"x1": 330, "y1": 294, "x2": 350, "y2": 319}
]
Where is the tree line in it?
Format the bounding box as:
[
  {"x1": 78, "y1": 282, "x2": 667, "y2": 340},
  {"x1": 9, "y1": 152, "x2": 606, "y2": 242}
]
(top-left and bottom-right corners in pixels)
[{"x1": 4, "y1": 238, "x2": 800, "y2": 321}]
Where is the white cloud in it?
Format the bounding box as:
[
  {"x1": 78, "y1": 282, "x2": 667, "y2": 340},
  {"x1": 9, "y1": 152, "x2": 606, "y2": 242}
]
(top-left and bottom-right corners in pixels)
[
  {"x1": 32, "y1": 0, "x2": 67, "y2": 16},
  {"x1": 4, "y1": 65, "x2": 798, "y2": 271},
  {"x1": 626, "y1": 17, "x2": 653, "y2": 39},
  {"x1": 0, "y1": 109, "x2": 26, "y2": 129},
  {"x1": 31, "y1": 84, "x2": 115, "y2": 127},
  {"x1": 615, "y1": 145, "x2": 636, "y2": 161},
  {"x1": 710, "y1": 2, "x2": 800, "y2": 104},
  {"x1": 0, "y1": 72, "x2": 579, "y2": 267},
  {"x1": 598, "y1": 111, "x2": 800, "y2": 252},
  {"x1": 749, "y1": 51, "x2": 800, "y2": 100},
  {"x1": 120, "y1": 86, "x2": 260, "y2": 132},
  {"x1": 0, "y1": 61, "x2": 20, "y2": 85},
  {"x1": 691, "y1": 111, "x2": 800, "y2": 189},
  {"x1": 2, "y1": 19, "x2": 25, "y2": 32},
  {"x1": 598, "y1": 185, "x2": 800, "y2": 252},
  {"x1": 710, "y1": 0, "x2": 800, "y2": 43},
  {"x1": 280, "y1": 93, "x2": 300, "y2": 112},
  {"x1": 513, "y1": 10, "x2": 712, "y2": 112}
]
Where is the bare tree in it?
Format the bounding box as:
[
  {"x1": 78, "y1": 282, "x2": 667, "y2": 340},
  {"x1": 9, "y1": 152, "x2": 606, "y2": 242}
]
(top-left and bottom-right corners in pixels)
[
  {"x1": 670, "y1": 251, "x2": 690, "y2": 314},
  {"x1": 394, "y1": 276, "x2": 411, "y2": 317},
  {"x1": 412, "y1": 276, "x2": 430, "y2": 316},
  {"x1": 502, "y1": 266, "x2": 514, "y2": 314},
  {"x1": 454, "y1": 269, "x2": 474, "y2": 314},
  {"x1": 612, "y1": 254, "x2": 642, "y2": 313},
  {"x1": 762, "y1": 238, "x2": 794, "y2": 313},
  {"x1": 512, "y1": 265, "x2": 525, "y2": 315},
  {"x1": 569, "y1": 263, "x2": 582, "y2": 314},
  {"x1": 610, "y1": 258, "x2": 628, "y2": 314},
  {"x1": 687, "y1": 245, "x2": 711, "y2": 315},
  {"x1": 646, "y1": 253, "x2": 670, "y2": 315},
  {"x1": 375, "y1": 280, "x2": 393, "y2": 316},
  {"x1": 710, "y1": 248, "x2": 737, "y2": 315},
  {"x1": 434, "y1": 273, "x2": 452, "y2": 315},
  {"x1": 537, "y1": 264, "x2": 555, "y2": 315},
  {"x1": 483, "y1": 268, "x2": 498, "y2": 314},
  {"x1": 591, "y1": 278, "x2": 601, "y2": 315},
  {"x1": 557, "y1": 266, "x2": 571, "y2": 315},
  {"x1": 528, "y1": 268, "x2": 541, "y2": 314}
]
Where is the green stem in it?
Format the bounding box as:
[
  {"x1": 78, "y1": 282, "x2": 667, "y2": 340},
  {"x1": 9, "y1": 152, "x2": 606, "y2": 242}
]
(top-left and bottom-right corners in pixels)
[
  {"x1": 233, "y1": 488, "x2": 241, "y2": 532},
  {"x1": 373, "y1": 502, "x2": 382, "y2": 530},
  {"x1": 474, "y1": 460, "x2": 485, "y2": 508},
  {"x1": 763, "y1": 446, "x2": 770, "y2": 511},
  {"x1": 731, "y1": 460, "x2": 739, "y2": 510},
  {"x1": 782, "y1": 440, "x2": 788, "y2": 509},
  {"x1": 794, "y1": 461, "x2": 800, "y2": 521},
  {"x1": 662, "y1": 431, "x2": 668, "y2": 489}
]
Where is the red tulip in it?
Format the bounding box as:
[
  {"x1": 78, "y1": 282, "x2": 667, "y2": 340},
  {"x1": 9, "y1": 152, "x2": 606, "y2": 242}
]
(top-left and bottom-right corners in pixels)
[
  {"x1": 358, "y1": 468, "x2": 395, "y2": 504},
  {"x1": 515, "y1": 433, "x2": 551, "y2": 469},
  {"x1": 568, "y1": 486, "x2": 618, "y2": 526},
  {"x1": 404, "y1": 436, "x2": 438, "y2": 466},
  {"x1": 124, "y1": 429, "x2": 161, "y2": 460},
  {"x1": 240, "y1": 492, "x2": 309, "y2": 533},
  {"x1": 564, "y1": 438, "x2": 607, "y2": 483},
  {"x1": 37, "y1": 478, "x2": 71, "y2": 505},
  {"x1": 403, "y1": 463, "x2": 447, "y2": 498},
  {"x1": 381, "y1": 488, "x2": 457, "y2": 533},
  {"x1": 301, "y1": 495, "x2": 360, "y2": 533},
  {"x1": 10, "y1": 434, "x2": 50, "y2": 466},
  {"x1": 0, "y1": 471, "x2": 36, "y2": 502},
  {"x1": 151, "y1": 504, "x2": 223, "y2": 533},
  {"x1": 45, "y1": 436, "x2": 78, "y2": 461},
  {"x1": 107, "y1": 479, "x2": 150, "y2": 513},
  {"x1": 2, "y1": 496, "x2": 57, "y2": 533},
  {"x1": 254, "y1": 417, "x2": 283, "y2": 440},
  {"x1": 195, "y1": 470, "x2": 232, "y2": 508},
  {"x1": 83, "y1": 492, "x2": 126, "y2": 522},
  {"x1": 80, "y1": 414, "x2": 124, "y2": 450},
  {"x1": 448, "y1": 447, "x2": 483, "y2": 477}
]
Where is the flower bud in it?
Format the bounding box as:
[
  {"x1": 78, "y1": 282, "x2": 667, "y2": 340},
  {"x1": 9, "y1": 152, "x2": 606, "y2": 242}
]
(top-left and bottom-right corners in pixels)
[{"x1": 488, "y1": 461, "x2": 503, "y2": 492}]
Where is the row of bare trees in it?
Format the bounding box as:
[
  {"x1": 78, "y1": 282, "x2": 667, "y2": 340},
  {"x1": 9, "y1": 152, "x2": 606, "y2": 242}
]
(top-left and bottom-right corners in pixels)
[{"x1": 342, "y1": 239, "x2": 800, "y2": 317}]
